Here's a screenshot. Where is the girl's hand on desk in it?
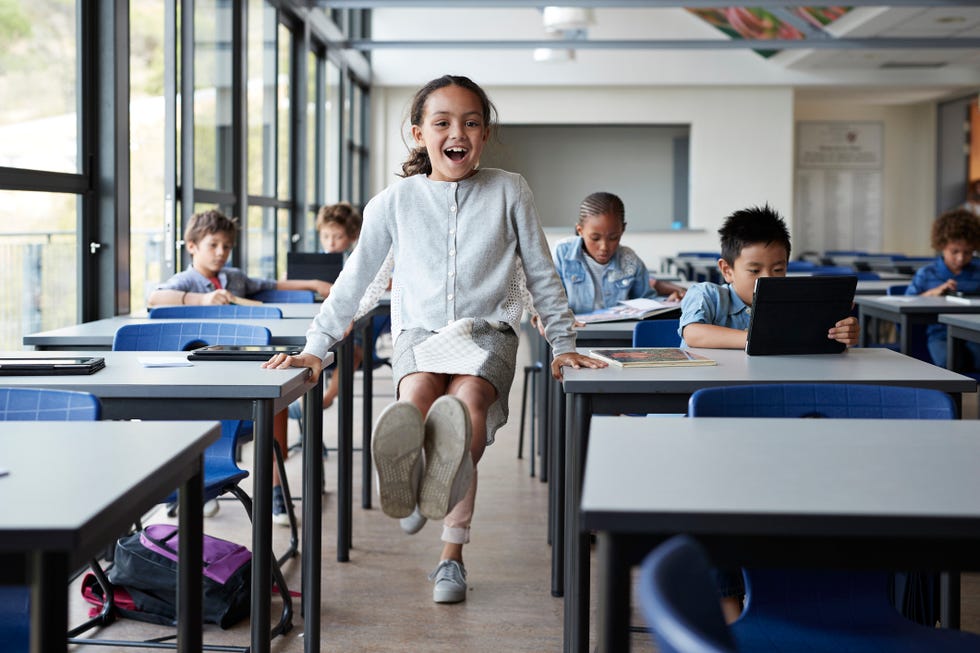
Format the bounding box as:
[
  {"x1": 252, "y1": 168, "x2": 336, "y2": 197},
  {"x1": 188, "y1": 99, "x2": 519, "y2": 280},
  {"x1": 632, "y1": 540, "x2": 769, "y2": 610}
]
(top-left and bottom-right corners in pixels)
[
  {"x1": 828, "y1": 316, "x2": 860, "y2": 346},
  {"x1": 551, "y1": 352, "x2": 607, "y2": 380},
  {"x1": 262, "y1": 352, "x2": 323, "y2": 381}
]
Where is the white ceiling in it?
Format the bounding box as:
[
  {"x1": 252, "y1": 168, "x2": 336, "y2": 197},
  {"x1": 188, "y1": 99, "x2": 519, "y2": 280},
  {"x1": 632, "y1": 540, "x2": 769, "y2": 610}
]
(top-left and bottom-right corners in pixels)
[{"x1": 366, "y1": 5, "x2": 980, "y2": 104}]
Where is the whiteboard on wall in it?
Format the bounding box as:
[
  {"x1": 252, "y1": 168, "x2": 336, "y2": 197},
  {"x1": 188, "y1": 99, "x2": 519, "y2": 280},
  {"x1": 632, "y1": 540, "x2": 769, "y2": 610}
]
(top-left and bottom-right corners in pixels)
[
  {"x1": 480, "y1": 124, "x2": 690, "y2": 232},
  {"x1": 795, "y1": 121, "x2": 883, "y2": 254}
]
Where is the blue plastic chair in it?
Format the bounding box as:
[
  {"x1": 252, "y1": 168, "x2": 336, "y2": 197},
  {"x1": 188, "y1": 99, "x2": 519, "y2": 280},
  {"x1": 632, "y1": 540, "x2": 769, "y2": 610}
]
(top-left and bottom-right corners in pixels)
[
  {"x1": 0, "y1": 388, "x2": 101, "y2": 653},
  {"x1": 786, "y1": 260, "x2": 818, "y2": 272},
  {"x1": 148, "y1": 304, "x2": 283, "y2": 319},
  {"x1": 687, "y1": 383, "x2": 972, "y2": 645},
  {"x1": 247, "y1": 289, "x2": 315, "y2": 303},
  {"x1": 638, "y1": 535, "x2": 737, "y2": 653},
  {"x1": 633, "y1": 319, "x2": 681, "y2": 347},
  {"x1": 112, "y1": 321, "x2": 294, "y2": 635}
]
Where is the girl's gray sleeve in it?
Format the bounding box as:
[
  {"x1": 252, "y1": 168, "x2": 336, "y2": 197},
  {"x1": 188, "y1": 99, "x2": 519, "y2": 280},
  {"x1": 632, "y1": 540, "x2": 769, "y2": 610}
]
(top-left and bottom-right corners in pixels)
[
  {"x1": 303, "y1": 197, "x2": 393, "y2": 361},
  {"x1": 513, "y1": 178, "x2": 577, "y2": 355}
]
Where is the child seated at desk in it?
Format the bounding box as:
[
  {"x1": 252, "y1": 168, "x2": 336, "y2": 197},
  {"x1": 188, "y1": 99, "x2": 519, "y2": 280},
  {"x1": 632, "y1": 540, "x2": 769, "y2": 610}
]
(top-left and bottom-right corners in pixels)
[
  {"x1": 149, "y1": 208, "x2": 330, "y2": 525},
  {"x1": 552, "y1": 191, "x2": 686, "y2": 315},
  {"x1": 317, "y1": 201, "x2": 365, "y2": 408},
  {"x1": 679, "y1": 204, "x2": 859, "y2": 350},
  {"x1": 904, "y1": 208, "x2": 980, "y2": 368},
  {"x1": 678, "y1": 204, "x2": 859, "y2": 621}
]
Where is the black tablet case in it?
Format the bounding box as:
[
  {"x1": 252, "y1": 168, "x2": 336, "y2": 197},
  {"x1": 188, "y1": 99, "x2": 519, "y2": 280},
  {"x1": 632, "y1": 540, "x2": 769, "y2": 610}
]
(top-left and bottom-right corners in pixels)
[
  {"x1": 745, "y1": 276, "x2": 857, "y2": 356},
  {"x1": 186, "y1": 345, "x2": 301, "y2": 361},
  {"x1": 0, "y1": 357, "x2": 105, "y2": 375},
  {"x1": 286, "y1": 252, "x2": 344, "y2": 284}
]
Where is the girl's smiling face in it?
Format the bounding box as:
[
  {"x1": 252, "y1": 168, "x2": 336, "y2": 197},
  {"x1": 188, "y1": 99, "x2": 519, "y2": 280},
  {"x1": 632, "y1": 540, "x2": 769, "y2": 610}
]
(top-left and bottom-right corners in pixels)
[{"x1": 411, "y1": 85, "x2": 489, "y2": 182}]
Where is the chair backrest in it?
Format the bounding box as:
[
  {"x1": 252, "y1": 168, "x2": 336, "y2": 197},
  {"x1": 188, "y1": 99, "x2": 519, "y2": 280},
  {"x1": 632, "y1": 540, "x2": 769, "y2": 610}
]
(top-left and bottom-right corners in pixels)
[
  {"x1": 247, "y1": 289, "x2": 315, "y2": 304},
  {"x1": 0, "y1": 387, "x2": 101, "y2": 421},
  {"x1": 638, "y1": 535, "x2": 738, "y2": 653},
  {"x1": 887, "y1": 284, "x2": 909, "y2": 296},
  {"x1": 148, "y1": 305, "x2": 283, "y2": 319},
  {"x1": 633, "y1": 319, "x2": 682, "y2": 347},
  {"x1": 112, "y1": 321, "x2": 271, "y2": 351},
  {"x1": 810, "y1": 266, "x2": 856, "y2": 276},
  {"x1": 688, "y1": 383, "x2": 955, "y2": 420}
]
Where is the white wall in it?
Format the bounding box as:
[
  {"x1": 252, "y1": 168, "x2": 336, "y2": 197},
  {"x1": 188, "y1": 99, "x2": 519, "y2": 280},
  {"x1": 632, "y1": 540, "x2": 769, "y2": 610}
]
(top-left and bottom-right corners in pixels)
[
  {"x1": 372, "y1": 85, "x2": 795, "y2": 272},
  {"x1": 794, "y1": 99, "x2": 937, "y2": 257}
]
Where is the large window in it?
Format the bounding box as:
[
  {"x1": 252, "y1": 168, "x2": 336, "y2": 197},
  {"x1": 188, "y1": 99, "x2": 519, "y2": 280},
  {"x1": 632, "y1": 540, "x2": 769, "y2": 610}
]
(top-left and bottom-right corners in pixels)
[
  {"x1": 130, "y1": 0, "x2": 167, "y2": 312},
  {"x1": 0, "y1": 1, "x2": 81, "y2": 348},
  {"x1": 0, "y1": 2, "x2": 370, "y2": 348}
]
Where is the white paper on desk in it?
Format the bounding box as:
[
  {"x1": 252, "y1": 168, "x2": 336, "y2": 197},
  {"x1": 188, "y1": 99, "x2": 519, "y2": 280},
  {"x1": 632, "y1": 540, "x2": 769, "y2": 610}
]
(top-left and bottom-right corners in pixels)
[
  {"x1": 878, "y1": 296, "x2": 915, "y2": 302},
  {"x1": 138, "y1": 355, "x2": 194, "y2": 367}
]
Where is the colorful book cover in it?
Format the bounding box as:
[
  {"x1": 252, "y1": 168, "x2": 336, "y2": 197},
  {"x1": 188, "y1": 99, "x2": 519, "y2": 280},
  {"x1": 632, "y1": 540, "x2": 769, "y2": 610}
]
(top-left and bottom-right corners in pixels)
[{"x1": 588, "y1": 347, "x2": 716, "y2": 368}]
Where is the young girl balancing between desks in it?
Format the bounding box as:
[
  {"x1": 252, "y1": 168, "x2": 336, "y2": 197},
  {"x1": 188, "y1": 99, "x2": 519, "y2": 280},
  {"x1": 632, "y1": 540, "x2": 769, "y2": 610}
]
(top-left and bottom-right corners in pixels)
[{"x1": 263, "y1": 74, "x2": 603, "y2": 603}]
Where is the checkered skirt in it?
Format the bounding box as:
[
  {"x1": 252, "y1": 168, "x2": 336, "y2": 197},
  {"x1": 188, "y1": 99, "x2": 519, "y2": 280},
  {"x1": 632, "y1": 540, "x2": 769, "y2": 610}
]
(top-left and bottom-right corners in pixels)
[{"x1": 391, "y1": 318, "x2": 519, "y2": 445}]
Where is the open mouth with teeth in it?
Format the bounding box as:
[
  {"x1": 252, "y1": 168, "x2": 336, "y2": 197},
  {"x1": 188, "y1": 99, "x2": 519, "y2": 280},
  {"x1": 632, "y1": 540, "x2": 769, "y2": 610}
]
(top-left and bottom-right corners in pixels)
[{"x1": 445, "y1": 147, "x2": 468, "y2": 162}]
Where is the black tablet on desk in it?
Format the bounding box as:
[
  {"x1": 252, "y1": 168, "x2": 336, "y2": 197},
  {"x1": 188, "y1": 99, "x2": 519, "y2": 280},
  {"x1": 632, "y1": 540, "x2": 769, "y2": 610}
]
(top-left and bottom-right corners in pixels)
[
  {"x1": 745, "y1": 276, "x2": 857, "y2": 356},
  {"x1": 287, "y1": 252, "x2": 344, "y2": 284},
  {"x1": 0, "y1": 357, "x2": 105, "y2": 375},
  {"x1": 186, "y1": 345, "x2": 302, "y2": 361}
]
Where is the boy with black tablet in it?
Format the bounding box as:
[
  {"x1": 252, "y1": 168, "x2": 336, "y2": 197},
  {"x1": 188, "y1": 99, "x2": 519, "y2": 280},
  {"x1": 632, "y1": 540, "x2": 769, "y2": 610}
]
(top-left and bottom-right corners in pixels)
[
  {"x1": 678, "y1": 204, "x2": 859, "y2": 351},
  {"x1": 677, "y1": 204, "x2": 859, "y2": 622}
]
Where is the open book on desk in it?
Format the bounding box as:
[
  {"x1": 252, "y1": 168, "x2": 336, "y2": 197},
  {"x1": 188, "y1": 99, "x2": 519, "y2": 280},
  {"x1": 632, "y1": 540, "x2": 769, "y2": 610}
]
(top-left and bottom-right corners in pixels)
[
  {"x1": 588, "y1": 347, "x2": 715, "y2": 368},
  {"x1": 575, "y1": 298, "x2": 680, "y2": 324}
]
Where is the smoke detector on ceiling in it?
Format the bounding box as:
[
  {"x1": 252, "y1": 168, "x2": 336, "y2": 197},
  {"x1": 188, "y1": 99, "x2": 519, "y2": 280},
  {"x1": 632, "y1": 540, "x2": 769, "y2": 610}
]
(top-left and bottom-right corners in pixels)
[{"x1": 535, "y1": 7, "x2": 595, "y2": 63}]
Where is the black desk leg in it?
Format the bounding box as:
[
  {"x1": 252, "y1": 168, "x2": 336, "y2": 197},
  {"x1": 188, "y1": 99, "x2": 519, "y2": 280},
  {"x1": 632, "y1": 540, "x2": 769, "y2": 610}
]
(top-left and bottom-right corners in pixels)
[
  {"x1": 32, "y1": 551, "x2": 68, "y2": 653},
  {"x1": 563, "y1": 394, "x2": 591, "y2": 653},
  {"x1": 337, "y1": 337, "x2": 355, "y2": 561},
  {"x1": 251, "y1": 398, "x2": 275, "y2": 653},
  {"x1": 177, "y1": 455, "x2": 204, "y2": 653},
  {"x1": 362, "y1": 321, "x2": 374, "y2": 509},
  {"x1": 858, "y1": 311, "x2": 868, "y2": 347},
  {"x1": 551, "y1": 374, "x2": 565, "y2": 598},
  {"x1": 303, "y1": 374, "x2": 324, "y2": 653},
  {"x1": 597, "y1": 533, "x2": 631, "y2": 653},
  {"x1": 942, "y1": 572, "x2": 961, "y2": 630},
  {"x1": 899, "y1": 316, "x2": 910, "y2": 355},
  {"x1": 537, "y1": 336, "x2": 550, "y2": 484}
]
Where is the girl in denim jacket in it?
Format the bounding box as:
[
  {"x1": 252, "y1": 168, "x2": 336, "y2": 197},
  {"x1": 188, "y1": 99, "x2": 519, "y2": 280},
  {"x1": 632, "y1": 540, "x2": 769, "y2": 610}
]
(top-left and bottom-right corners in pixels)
[{"x1": 553, "y1": 192, "x2": 685, "y2": 315}]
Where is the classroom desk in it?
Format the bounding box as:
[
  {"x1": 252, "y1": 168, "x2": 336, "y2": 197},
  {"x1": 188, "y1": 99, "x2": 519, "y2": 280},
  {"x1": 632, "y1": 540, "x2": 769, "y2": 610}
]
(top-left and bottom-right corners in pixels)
[
  {"x1": 940, "y1": 312, "x2": 980, "y2": 372},
  {"x1": 855, "y1": 295, "x2": 980, "y2": 354},
  {"x1": 582, "y1": 416, "x2": 980, "y2": 653},
  {"x1": 0, "y1": 350, "x2": 323, "y2": 653},
  {"x1": 0, "y1": 421, "x2": 219, "y2": 653},
  {"x1": 23, "y1": 302, "x2": 384, "y2": 566},
  {"x1": 24, "y1": 316, "x2": 309, "y2": 350},
  {"x1": 560, "y1": 347, "x2": 977, "y2": 653}
]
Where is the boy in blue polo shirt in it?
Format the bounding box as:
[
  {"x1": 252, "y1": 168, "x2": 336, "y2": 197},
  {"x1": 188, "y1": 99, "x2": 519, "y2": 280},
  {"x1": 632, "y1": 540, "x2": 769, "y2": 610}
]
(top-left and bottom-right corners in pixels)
[
  {"x1": 905, "y1": 208, "x2": 980, "y2": 368},
  {"x1": 680, "y1": 204, "x2": 859, "y2": 350},
  {"x1": 149, "y1": 208, "x2": 331, "y2": 524},
  {"x1": 679, "y1": 204, "x2": 859, "y2": 622}
]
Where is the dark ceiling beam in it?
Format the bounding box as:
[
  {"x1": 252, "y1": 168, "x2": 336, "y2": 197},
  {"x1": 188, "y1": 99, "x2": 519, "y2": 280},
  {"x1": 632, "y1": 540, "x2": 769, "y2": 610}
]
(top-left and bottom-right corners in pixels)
[
  {"x1": 322, "y1": 0, "x2": 980, "y2": 8},
  {"x1": 342, "y1": 37, "x2": 980, "y2": 50}
]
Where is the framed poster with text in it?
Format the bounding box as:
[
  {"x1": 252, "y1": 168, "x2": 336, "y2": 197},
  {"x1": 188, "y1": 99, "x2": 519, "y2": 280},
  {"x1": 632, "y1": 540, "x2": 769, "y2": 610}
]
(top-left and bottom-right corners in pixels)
[{"x1": 795, "y1": 121, "x2": 883, "y2": 255}]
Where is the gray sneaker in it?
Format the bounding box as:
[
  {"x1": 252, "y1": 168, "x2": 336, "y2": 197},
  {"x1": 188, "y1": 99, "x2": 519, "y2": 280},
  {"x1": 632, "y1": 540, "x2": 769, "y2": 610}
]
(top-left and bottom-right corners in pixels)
[
  {"x1": 428, "y1": 559, "x2": 467, "y2": 603},
  {"x1": 372, "y1": 401, "x2": 424, "y2": 519},
  {"x1": 419, "y1": 396, "x2": 473, "y2": 521},
  {"x1": 399, "y1": 505, "x2": 427, "y2": 535}
]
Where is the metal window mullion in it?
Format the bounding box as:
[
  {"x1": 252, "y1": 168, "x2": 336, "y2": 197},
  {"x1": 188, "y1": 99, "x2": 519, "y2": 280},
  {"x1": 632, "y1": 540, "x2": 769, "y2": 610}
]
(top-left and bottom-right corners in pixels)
[
  {"x1": 290, "y1": 22, "x2": 309, "y2": 257},
  {"x1": 164, "y1": 0, "x2": 178, "y2": 274},
  {"x1": 180, "y1": 0, "x2": 195, "y2": 256},
  {"x1": 232, "y1": 0, "x2": 248, "y2": 266}
]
